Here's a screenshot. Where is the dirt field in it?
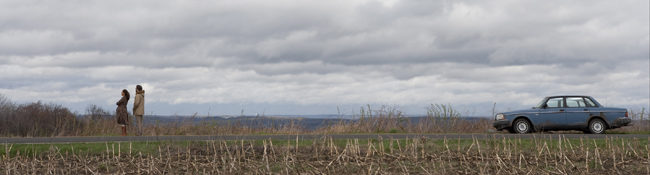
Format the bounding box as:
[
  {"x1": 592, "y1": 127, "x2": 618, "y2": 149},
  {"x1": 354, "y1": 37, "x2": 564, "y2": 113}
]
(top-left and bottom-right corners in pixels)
[{"x1": 2, "y1": 135, "x2": 649, "y2": 174}]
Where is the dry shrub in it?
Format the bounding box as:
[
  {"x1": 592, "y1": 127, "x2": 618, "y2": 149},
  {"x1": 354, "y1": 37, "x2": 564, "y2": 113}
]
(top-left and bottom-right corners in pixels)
[
  {"x1": 78, "y1": 104, "x2": 119, "y2": 136},
  {"x1": 0, "y1": 97, "x2": 81, "y2": 137},
  {"x1": 418, "y1": 104, "x2": 491, "y2": 133},
  {"x1": 318, "y1": 104, "x2": 491, "y2": 134},
  {"x1": 0, "y1": 96, "x2": 121, "y2": 137}
]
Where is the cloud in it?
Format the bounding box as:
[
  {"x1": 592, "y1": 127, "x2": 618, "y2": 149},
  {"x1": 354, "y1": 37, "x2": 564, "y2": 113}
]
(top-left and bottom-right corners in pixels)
[{"x1": 0, "y1": 0, "x2": 647, "y2": 115}]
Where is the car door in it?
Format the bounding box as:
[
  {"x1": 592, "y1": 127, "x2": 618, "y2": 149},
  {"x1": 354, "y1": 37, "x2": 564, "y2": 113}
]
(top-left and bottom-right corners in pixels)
[
  {"x1": 564, "y1": 97, "x2": 591, "y2": 129},
  {"x1": 535, "y1": 97, "x2": 565, "y2": 130}
]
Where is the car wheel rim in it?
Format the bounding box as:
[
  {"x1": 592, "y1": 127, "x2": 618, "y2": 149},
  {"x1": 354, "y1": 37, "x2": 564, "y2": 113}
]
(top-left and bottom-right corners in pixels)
[
  {"x1": 592, "y1": 122, "x2": 603, "y2": 133},
  {"x1": 517, "y1": 122, "x2": 528, "y2": 133}
]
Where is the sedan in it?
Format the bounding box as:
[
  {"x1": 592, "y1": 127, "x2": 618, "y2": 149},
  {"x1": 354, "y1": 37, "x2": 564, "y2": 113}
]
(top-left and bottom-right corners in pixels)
[{"x1": 493, "y1": 95, "x2": 631, "y2": 134}]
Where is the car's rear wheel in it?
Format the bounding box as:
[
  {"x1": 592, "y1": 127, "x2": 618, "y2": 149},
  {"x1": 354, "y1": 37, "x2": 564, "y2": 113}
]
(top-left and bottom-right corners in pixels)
[
  {"x1": 513, "y1": 119, "x2": 532, "y2": 134},
  {"x1": 588, "y1": 119, "x2": 606, "y2": 134}
]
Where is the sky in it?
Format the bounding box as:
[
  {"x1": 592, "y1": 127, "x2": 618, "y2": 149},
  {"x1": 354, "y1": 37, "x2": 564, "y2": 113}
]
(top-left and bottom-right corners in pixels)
[{"x1": 0, "y1": 0, "x2": 648, "y2": 117}]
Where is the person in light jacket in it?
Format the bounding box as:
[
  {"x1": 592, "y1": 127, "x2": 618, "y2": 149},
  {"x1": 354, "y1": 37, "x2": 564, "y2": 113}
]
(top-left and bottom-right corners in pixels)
[
  {"x1": 116, "y1": 89, "x2": 130, "y2": 136},
  {"x1": 133, "y1": 85, "x2": 145, "y2": 136}
]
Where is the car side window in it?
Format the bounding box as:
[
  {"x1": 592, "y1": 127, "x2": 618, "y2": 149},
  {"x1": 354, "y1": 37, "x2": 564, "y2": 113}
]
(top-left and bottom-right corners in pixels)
[
  {"x1": 545, "y1": 97, "x2": 564, "y2": 108},
  {"x1": 583, "y1": 97, "x2": 597, "y2": 107},
  {"x1": 566, "y1": 97, "x2": 585, "y2": 108}
]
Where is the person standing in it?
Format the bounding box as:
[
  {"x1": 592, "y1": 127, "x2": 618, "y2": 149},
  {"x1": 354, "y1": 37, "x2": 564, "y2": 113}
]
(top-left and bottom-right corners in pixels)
[
  {"x1": 133, "y1": 85, "x2": 145, "y2": 136},
  {"x1": 116, "y1": 89, "x2": 130, "y2": 136}
]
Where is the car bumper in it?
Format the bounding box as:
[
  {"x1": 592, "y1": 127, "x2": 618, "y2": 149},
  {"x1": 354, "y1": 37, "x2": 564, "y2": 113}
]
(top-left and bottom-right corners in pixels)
[
  {"x1": 493, "y1": 120, "x2": 510, "y2": 130},
  {"x1": 610, "y1": 117, "x2": 631, "y2": 128}
]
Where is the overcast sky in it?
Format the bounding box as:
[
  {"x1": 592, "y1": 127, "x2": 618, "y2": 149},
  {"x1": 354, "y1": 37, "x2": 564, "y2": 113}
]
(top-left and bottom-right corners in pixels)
[{"x1": 0, "y1": 0, "x2": 648, "y2": 116}]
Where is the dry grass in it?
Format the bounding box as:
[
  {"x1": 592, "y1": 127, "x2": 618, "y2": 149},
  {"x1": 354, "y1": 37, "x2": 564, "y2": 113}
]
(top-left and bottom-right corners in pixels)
[
  {"x1": 0, "y1": 94, "x2": 647, "y2": 136},
  {"x1": 316, "y1": 105, "x2": 492, "y2": 134},
  {"x1": 610, "y1": 108, "x2": 650, "y2": 134},
  {"x1": 1, "y1": 136, "x2": 649, "y2": 174}
]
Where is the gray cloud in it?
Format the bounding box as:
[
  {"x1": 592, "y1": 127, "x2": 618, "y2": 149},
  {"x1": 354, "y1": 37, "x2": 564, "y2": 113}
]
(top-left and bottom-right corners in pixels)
[{"x1": 0, "y1": 0, "x2": 647, "y2": 115}]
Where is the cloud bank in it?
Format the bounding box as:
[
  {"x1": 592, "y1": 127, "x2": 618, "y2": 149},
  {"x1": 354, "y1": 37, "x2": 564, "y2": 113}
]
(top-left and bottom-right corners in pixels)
[{"x1": 0, "y1": 0, "x2": 648, "y2": 115}]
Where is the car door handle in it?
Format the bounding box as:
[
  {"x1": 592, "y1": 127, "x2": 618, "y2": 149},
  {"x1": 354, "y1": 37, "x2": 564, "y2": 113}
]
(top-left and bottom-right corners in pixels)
[
  {"x1": 583, "y1": 109, "x2": 588, "y2": 111},
  {"x1": 559, "y1": 109, "x2": 565, "y2": 112}
]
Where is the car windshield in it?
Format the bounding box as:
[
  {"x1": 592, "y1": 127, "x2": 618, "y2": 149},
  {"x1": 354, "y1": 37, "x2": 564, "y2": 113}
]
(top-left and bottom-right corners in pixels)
[{"x1": 535, "y1": 97, "x2": 548, "y2": 108}]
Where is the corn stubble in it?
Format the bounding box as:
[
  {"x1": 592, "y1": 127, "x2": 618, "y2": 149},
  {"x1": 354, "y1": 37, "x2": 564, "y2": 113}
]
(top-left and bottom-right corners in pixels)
[{"x1": 2, "y1": 136, "x2": 649, "y2": 174}]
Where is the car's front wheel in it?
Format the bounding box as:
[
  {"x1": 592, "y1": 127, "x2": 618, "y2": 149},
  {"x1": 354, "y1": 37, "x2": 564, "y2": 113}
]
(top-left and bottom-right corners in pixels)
[
  {"x1": 588, "y1": 119, "x2": 606, "y2": 134},
  {"x1": 513, "y1": 119, "x2": 532, "y2": 134}
]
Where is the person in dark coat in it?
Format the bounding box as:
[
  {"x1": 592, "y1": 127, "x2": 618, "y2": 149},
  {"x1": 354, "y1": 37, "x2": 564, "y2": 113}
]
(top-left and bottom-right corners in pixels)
[{"x1": 116, "y1": 89, "x2": 130, "y2": 136}]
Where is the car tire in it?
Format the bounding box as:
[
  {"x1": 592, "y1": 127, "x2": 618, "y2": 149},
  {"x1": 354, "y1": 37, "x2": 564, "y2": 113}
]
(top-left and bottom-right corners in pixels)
[
  {"x1": 588, "y1": 119, "x2": 606, "y2": 134},
  {"x1": 513, "y1": 119, "x2": 532, "y2": 134}
]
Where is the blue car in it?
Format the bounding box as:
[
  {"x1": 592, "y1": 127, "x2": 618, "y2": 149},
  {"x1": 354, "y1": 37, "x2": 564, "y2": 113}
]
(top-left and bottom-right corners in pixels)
[{"x1": 493, "y1": 95, "x2": 631, "y2": 134}]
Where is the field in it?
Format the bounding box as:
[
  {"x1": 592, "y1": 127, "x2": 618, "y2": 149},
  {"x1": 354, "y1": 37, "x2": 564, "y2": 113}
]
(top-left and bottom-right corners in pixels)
[
  {"x1": 2, "y1": 135, "x2": 649, "y2": 174},
  {"x1": 2, "y1": 96, "x2": 649, "y2": 174}
]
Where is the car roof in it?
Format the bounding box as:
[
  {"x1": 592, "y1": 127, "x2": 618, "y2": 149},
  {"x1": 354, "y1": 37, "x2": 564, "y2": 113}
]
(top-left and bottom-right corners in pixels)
[{"x1": 545, "y1": 95, "x2": 592, "y2": 98}]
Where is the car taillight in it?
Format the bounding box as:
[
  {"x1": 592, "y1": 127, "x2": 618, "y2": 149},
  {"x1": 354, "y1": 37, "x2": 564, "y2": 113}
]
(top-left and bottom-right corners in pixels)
[{"x1": 625, "y1": 112, "x2": 628, "y2": 117}]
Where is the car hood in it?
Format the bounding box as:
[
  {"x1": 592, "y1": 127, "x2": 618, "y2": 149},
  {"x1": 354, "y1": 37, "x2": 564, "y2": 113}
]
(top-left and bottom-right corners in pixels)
[{"x1": 502, "y1": 109, "x2": 539, "y2": 115}]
